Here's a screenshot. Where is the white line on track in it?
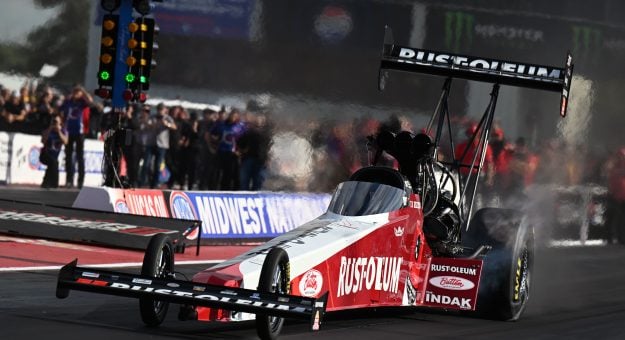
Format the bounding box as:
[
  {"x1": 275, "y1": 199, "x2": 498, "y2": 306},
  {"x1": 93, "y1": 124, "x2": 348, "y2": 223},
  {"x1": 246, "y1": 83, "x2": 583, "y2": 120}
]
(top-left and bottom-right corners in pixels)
[{"x1": 0, "y1": 259, "x2": 225, "y2": 273}]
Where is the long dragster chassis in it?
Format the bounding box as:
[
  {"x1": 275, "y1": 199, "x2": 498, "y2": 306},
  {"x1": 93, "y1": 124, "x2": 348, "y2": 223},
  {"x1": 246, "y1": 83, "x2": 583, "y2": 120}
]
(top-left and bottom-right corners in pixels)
[
  {"x1": 56, "y1": 26, "x2": 573, "y2": 340},
  {"x1": 56, "y1": 259, "x2": 327, "y2": 331}
]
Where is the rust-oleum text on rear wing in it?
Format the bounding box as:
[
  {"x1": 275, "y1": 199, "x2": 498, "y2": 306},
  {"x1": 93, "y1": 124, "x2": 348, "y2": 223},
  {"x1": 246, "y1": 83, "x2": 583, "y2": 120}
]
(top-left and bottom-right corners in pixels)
[{"x1": 379, "y1": 26, "x2": 573, "y2": 117}]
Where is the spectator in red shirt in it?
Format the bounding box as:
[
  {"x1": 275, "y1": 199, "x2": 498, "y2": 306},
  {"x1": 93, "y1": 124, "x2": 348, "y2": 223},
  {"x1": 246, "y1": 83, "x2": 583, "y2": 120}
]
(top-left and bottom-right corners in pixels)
[
  {"x1": 454, "y1": 122, "x2": 494, "y2": 185},
  {"x1": 490, "y1": 127, "x2": 515, "y2": 194}
]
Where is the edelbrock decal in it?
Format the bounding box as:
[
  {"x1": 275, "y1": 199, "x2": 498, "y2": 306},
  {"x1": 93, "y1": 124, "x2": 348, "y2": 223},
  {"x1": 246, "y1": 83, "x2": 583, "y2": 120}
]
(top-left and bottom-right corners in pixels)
[
  {"x1": 425, "y1": 291, "x2": 472, "y2": 309},
  {"x1": 299, "y1": 269, "x2": 323, "y2": 297},
  {"x1": 430, "y1": 264, "x2": 477, "y2": 276},
  {"x1": 337, "y1": 256, "x2": 402, "y2": 297},
  {"x1": 428, "y1": 276, "x2": 475, "y2": 291}
]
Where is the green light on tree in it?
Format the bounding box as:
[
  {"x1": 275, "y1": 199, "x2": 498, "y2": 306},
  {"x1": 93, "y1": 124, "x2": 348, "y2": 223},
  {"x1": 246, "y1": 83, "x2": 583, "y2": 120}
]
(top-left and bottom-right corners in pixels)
[
  {"x1": 99, "y1": 71, "x2": 111, "y2": 80},
  {"x1": 125, "y1": 73, "x2": 136, "y2": 83}
]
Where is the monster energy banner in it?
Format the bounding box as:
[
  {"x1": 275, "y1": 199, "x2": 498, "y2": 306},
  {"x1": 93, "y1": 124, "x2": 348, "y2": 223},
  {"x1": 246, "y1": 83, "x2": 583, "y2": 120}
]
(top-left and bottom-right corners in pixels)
[{"x1": 425, "y1": 7, "x2": 625, "y2": 70}]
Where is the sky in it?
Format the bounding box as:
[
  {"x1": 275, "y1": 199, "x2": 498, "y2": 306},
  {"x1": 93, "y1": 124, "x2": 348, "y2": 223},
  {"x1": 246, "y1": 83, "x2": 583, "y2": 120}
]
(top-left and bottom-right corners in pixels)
[{"x1": 0, "y1": 0, "x2": 58, "y2": 43}]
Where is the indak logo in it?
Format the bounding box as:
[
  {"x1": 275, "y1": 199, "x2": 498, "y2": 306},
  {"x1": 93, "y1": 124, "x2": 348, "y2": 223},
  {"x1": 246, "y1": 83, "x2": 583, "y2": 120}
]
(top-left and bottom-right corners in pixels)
[{"x1": 299, "y1": 269, "x2": 323, "y2": 297}]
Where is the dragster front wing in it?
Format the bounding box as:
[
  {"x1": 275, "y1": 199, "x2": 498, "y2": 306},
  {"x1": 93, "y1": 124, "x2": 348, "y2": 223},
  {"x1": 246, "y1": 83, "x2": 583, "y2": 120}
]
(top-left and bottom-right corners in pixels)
[{"x1": 56, "y1": 259, "x2": 328, "y2": 331}]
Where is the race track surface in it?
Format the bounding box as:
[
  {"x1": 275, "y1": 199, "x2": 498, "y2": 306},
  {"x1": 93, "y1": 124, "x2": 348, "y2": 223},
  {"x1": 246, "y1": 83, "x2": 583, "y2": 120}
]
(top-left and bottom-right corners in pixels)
[{"x1": 1, "y1": 187, "x2": 625, "y2": 339}]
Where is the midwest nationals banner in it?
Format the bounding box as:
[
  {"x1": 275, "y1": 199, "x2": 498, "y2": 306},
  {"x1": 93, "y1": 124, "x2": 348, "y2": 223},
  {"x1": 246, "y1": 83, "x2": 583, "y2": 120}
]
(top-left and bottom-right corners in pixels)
[{"x1": 168, "y1": 191, "x2": 331, "y2": 239}]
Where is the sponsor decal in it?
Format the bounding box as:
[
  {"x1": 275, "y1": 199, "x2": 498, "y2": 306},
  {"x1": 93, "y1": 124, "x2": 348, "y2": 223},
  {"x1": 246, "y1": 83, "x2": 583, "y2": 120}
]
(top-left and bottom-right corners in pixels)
[
  {"x1": 28, "y1": 146, "x2": 41, "y2": 170},
  {"x1": 0, "y1": 210, "x2": 171, "y2": 235},
  {"x1": 299, "y1": 269, "x2": 323, "y2": 297},
  {"x1": 125, "y1": 191, "x2": 169, "y2": 218},
  {"x1": 220, "y1": 290, "x2": 238, "y2": 296},
  {"x1": 170, "y1": 191, "x2": 198, "y2": 220},
  {"x1": 277, "y1": 297, "x2": 289, "y2": 303},
  {"x1": 425, "y1": 291, "x2": 472, "y2": 309},
  {"x1": 393, "y1": 226, "x2": 404, "y2": 237},
  {"x1": 337, "y1": 256, "x2": 402, "y2": 297},
  {"x1": 444, "y1": 11, "x2": 543, "y2": 52},
  {"x1": 167, "y1": 282, "x2": 180, "y2": 288},
  {"x1": 428, "y1": 276, "x2": 475, "y2": 291},
  {"x1": 314, "y1": 5, "x2": 353, "y2": 43},
  {"x1": 191, "y1": 192, "x2": 330, "y2": 238},
  {"x1": 170, "y1": 191, "x2": 199, "y2": 239},
  {"x1": 114, "y1": 199, "x2": 130, "y2": 214},
  {"x1": 444, "y1": 11, "x2": 475, "y2": 52},
  {"x1": 514, "y1": 257, "x2": 522, "y2": 301},
  {"x1": 572, "y1": 25, "x2": 602, "y2": 58},
  {"x1": 76, "y1": 278, "x2": 108, "y2": 286},
  {"x1": 82, "y1": 272, "x2": 100, "y2": 278},
  {"x1": 394, "y1": 47, "x2": 563, "y2": 81},
  {"x1": 193, "y1": 286, "x2": 206, "y2": 292},
  {"x1": 132, "y1": 278, "x2": 153, "y2": 285},
  {"x1": 409, "y1": 201, "x2": 421, "y2": 209},
  {"x1": 107, "y1": 282, "x2": 313, "y2": 313},
  {"x1": 430, "y1": 264, "x2": 477, "y2": 276}
]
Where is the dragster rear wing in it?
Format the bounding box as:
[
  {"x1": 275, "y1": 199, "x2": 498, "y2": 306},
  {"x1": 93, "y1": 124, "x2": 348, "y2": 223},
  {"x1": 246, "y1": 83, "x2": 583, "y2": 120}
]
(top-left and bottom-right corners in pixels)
[
  {"x1": 379, "y1": 26, "x2": 574, "y2": 117},
  {"x1": 56, "y1": 259, "x2": 327, "y2": 331}
]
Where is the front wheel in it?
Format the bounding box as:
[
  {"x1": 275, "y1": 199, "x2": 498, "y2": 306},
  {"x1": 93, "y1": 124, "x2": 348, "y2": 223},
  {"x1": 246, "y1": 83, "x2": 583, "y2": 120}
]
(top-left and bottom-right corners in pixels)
[
  {"x1": 256, "y1": 248, "x2": 290, "y2": 340},
  {"x1": 139, "y1": 233, "x2": 175, "y2": 326}
]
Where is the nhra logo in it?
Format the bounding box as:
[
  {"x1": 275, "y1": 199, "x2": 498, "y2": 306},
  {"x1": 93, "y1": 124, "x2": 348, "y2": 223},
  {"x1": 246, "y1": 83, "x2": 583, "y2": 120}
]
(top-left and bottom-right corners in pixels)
[
  {"x1": 29, "y1": 146, "x2": 42, "y2": 170},
  {"x1": 170, "y1": 191, "x2": 199, "y2": 240},
  {"x1": 428, "y1": 276, "x2": 475, "y2": 291},
  {"x1": 170, "y1": 191, "x2": 198, "y2": 220},
  {"x1": 299, "y1": 269, "x2": 323, "y2": 297},
  {"x1": 114, "y1": 200, "x2": 130, "y2": 214}
]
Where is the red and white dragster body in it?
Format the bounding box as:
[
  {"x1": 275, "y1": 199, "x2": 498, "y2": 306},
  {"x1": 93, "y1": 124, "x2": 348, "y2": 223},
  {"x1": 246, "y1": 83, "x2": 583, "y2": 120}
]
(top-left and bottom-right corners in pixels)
[
  {"x1": 193, "y1": 189, "x2": 482, "y2": 323},
  {"x1": 56, "y1": 26, "x2": 573, "y2": 339}
]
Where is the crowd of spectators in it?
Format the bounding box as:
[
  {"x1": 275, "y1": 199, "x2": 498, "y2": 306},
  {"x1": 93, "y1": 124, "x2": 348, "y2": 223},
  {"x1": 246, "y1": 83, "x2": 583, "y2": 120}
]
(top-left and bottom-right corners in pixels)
[
  {"x1": 0, "y1": 81, "x2": 274, "y2": 191},
  {"x1": 0, "y1": 81, "x2": 623, "y2": 219},
  {"x1": 106, "y1": 102, "x2": 273, "y2": 191}
]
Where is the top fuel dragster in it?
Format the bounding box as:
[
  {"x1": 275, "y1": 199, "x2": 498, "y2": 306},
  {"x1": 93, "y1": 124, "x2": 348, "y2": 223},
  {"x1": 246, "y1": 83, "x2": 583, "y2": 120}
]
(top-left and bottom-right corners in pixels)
[{"x1": 56, "y1": 27, "x2": 573, "y2": 339}]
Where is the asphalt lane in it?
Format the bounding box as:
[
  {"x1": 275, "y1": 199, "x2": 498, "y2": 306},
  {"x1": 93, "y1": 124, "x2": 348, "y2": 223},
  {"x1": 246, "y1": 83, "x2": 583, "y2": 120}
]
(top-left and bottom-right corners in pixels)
[
  {"x1": 1, "y1": 187, "x2": 625, "y2": 338},
  {"x1": 2, "y1": 246, "x2": 625, "y2": 339}
]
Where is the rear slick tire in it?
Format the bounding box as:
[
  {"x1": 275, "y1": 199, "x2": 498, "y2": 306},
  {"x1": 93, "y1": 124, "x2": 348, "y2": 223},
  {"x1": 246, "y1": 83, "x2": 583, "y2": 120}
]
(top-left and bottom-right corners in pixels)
[
  {"x1": 256, "y1": 247, "x2": 290, "y2": 340},
  {"x1": 464, "y1": 208, "x2": 534, "y2": 321},
  {"x1": 139, "y1": 233, "x2": 175, "y2": 327}
]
